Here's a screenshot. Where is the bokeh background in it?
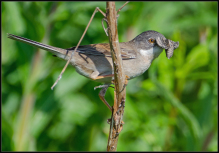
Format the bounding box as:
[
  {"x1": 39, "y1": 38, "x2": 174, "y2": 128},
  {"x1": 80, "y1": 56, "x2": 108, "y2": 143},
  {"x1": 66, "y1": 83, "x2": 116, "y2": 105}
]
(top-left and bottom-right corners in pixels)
[{"x1": 2, "y1": 2, "x2": 217, "y2": 151}]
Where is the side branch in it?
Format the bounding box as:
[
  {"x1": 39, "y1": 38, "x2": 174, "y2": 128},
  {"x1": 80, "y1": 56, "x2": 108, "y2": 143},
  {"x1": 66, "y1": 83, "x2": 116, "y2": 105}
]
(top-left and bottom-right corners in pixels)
[{"x1": 51, "y1": 7, "x2": 105, "y2": 90}]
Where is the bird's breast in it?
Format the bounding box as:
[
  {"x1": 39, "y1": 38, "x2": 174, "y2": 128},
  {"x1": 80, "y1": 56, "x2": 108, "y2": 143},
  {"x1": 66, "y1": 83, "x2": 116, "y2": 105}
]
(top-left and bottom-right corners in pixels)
[
  {"x1": 139, "y1": 45, "x2": 163, "y2": 59},
  {"x1": 123, "y1": 46, "x2": 163, "y2": 79}
]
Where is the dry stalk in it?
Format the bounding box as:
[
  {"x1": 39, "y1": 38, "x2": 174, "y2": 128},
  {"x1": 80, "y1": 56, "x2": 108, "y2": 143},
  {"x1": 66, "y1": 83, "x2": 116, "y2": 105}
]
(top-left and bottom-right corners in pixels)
[{"x1": 106, "y1": 2, "x2": 127, "y2": 151}]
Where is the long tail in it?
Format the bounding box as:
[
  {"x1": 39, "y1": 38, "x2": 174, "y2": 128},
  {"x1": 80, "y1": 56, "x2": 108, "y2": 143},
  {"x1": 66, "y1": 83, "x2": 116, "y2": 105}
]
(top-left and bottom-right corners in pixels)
[{"x1": 7, "y1": 33, "x2": 69, "y2": 59}]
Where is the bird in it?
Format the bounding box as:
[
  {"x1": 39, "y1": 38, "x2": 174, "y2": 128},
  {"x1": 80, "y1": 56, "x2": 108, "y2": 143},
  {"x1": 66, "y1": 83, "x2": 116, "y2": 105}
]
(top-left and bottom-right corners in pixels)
[{"x1": 7, "y1": 30, "x2": 179, "y2": 111}]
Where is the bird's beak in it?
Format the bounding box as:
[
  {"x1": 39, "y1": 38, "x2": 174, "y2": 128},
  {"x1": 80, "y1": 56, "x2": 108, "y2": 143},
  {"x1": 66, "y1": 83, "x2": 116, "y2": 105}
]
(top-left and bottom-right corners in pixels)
[{"x1": 156, "y1": 36, "x2": 179, "y2": 59}]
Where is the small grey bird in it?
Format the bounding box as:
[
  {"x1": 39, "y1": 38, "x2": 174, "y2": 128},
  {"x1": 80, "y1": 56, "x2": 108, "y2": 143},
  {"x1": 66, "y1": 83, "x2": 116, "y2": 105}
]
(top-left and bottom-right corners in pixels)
[{"x1": 7, "y1": 30, "x2": 179, "y2": 111}]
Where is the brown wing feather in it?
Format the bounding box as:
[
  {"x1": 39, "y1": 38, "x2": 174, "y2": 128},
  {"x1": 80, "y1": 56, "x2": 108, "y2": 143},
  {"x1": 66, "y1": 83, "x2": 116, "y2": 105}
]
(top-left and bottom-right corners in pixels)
[{"x1": 67, "y1": 43, "x2": 136, "y2": 59}]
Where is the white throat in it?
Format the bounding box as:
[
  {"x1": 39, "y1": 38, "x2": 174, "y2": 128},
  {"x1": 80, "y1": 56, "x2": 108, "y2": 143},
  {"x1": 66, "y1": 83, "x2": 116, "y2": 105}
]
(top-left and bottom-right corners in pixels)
[{"x1": 140, "y1": 46, "x2": 163, "y2": 59}]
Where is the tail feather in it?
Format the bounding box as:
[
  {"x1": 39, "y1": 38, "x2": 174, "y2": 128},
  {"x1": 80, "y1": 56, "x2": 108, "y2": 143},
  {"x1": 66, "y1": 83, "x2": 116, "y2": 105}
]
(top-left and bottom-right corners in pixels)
[{"x1": 7, "y1": 33, "x2": 68, "y2": 59}]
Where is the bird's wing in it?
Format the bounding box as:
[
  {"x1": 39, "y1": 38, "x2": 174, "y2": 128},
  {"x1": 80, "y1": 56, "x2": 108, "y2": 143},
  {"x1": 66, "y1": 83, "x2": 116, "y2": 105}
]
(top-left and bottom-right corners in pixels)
[{"x1": 67, "y1": 43, "x2": 136, "y2": 60}]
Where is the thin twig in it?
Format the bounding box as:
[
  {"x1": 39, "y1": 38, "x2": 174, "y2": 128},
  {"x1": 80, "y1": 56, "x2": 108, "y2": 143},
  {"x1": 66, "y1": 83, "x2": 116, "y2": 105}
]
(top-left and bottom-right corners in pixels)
[
  {"x1": 51, "y1": 7, "x2": 105, "y2": 90},
  {"x1": 97, "y1": 7, "x2": 106, "y2": 17},
  {"x1": 102, "y1": 18, "x2": 109, "y2": 36},
  {"x1": 117, "y1": 1, "x2": 129, "y2": 14}
]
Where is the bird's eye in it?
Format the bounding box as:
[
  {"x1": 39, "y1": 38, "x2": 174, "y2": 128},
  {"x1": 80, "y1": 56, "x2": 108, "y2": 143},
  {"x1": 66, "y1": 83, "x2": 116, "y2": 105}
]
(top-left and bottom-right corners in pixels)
[{"x1": 148, "y1": 38, "x2": 155, "y2": 43}]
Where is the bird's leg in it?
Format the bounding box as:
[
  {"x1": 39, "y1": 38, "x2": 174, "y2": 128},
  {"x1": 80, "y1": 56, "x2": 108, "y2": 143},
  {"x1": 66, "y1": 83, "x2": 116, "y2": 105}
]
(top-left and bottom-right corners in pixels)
[
  {"x1": 94, "y1": 84, "x2": 113, "y2": 90},
  {"x1": 91, "y1": 71, "x2": 114, "y2": 111},
  {"x1": 93, "y1": 75, "x2": 128, "y2": 112},
  {"x1": 111, "y1": 75, "x2": 129, "y2": 94},
  {"x1": 92, "y1": 72, "x2": 129, "y2": 112},
  {"x1": 94, "y1": 84, "x2": 112, "y2": 112}
]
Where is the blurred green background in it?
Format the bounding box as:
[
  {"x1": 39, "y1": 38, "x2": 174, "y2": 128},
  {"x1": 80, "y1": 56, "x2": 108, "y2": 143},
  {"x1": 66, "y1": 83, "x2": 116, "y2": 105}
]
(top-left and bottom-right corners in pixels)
[{"x1": 2, "y1": 2, "x2": 217, "y2": 151}]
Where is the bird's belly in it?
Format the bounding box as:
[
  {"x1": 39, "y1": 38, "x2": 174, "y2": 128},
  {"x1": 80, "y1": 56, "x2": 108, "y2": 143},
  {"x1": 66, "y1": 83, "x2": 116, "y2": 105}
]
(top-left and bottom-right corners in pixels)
[
  {"x1": 71, "y1": 52, "x2": 151, "y2": 82},
  {"x1": 71, "y1": 53, "x2": 113, "y2": 83},
  {"x1": 123, "y1": 59, "x2": 151, "y2": 79}
]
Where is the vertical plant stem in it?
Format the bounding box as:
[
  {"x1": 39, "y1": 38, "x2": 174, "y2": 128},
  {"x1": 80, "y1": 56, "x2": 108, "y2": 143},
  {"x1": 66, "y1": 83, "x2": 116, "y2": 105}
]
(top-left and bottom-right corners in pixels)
[
  {"x1": 14, "y1": 51, "x2": 42, "y2": 151},
  {"x1": 14, "y1": 4, "x2": 58, "y2": 150},
  {"x1": 106, "y1": 2, "x2": 126, "y2": 151}
]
